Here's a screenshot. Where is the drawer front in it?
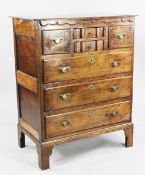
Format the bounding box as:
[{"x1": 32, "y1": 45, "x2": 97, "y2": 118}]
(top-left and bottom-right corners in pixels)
[
  {"x1": 109, "y1": 26, "x2": 133, "y2": 49},
  {"x1": 73, "y1": 27, "x2": 108, "y2": 52},
  {"x1": 44, "y1": 77, "x2": 132, "y2": 111},
  {"x1": 82, "y1": 41, "x2": 96, "y2": 52},
  {"x1": 82, "y1": 28, "x2": 97, "y2": 38},
  {"x1": 74, "y1": 27, "x2": 105, "y2": 39},
  {"x1": 45, "y1": 101, "x2": 131, "y2": 138},
  {"x1": 42, "y1": 29, "x2": 71, "y2": 55},
  {"x1": 43, "y1": 52, "x2": 132, "y2": 83}
]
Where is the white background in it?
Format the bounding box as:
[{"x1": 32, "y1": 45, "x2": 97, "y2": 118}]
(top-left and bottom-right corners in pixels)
[{"x1": 0, "y1": 0, "x2": 145, "y2": 174}]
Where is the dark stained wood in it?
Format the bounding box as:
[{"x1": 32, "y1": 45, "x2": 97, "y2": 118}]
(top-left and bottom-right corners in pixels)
[
  {"x1": 13, "y1": 18, "x2": 42, "y2": 141},
  {"x1": 36, "y1": 142, "x2": 53, "y2": 170},
  {"x1": 12, "y1": 15, "x2": 135, "y2": 170},
  {"x1": 46, "y1": 101, "x2": 131, "y2": 138},
  {"x1": 19, "y1": 86, "x2": 41, "y2": 131},
  {"x1": 18, "y1": 124, "x2": 25, "y2": 148},
  {"x1": 16, "y1": 34, "x2": 37, "y2": 77},
  {"x1": 44, "y1": 76, "x2": 132, "y2": 111},
  {"x1": 124, "y1": 125, "x2": 133, "y2": 147}
]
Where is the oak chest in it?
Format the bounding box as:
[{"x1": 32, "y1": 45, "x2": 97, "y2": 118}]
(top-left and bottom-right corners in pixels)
[{"x1": 12, "y1": 15, "x2": 135, "y2": 170}]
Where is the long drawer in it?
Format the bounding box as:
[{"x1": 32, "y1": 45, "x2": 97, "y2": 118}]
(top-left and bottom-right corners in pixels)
[
  {"x1": 43, "y1": 51, "x2": 132, "y2": 83},
  {"x1": 44, "y1": 76, "x2": 132, "y2": 111},
  {"x1": 45, "y1": 101, "x2": 131, "y2": 138}
]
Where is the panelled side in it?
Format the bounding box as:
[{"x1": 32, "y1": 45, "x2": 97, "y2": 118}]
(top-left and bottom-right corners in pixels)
[{"x1": 13, "y1": 18, "x2": 41, "y2": 139}]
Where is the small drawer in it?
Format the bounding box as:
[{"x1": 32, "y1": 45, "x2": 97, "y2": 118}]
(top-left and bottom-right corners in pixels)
[
  {"x1": 82, "y1": 28, "x2": 97, "y2": 38},
  {"x1": 82, "y1": 41, "x2": 96, "y2": 52},
  {"x1": 42, "y1": 29, "x2": 71, "y2": 55},
  {"x1": 44, "y1": 76, "x2": 132, "y2": 111},
  {"x1": 109, "y1": 26, "x2": 133, "y2": 49},
  {"x1": 45, "y1": 101, "x2": 131, "y2": 138},
  {"x1": 43, "y1": 52, "x2": 132, "y2": 83}
]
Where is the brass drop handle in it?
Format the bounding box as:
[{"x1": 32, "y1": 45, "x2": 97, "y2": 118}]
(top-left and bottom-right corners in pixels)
[
  {"x1": 88, "y1": 57, "x2": 95, "y2": 64},
  {"x1": 109, "y1": 111, "x2": 118, "y2": 117},
  {"x1": 110, "y1": 85, "x2": 119, "y2": 92},
  {"x1": 60, "y1": 93, "x2": 70, "y2": 100},
  {"x1": 53, "y1": 38, "x2": 63, "y2": 44},
  {"x1": 61, "y1": 120, "x2": 71, "y2": 127},
  {"x1": 88, "y1": 84, "x2": 95, "y2": 90},
  {"x1": 116, "y1": 33, "x2": 126, "y2": 40},
  {"x1": 59, "y1": 66, "x2": 70, "y2": 73},
  {"x1": 88, "y1": 111, "x2": 94, "y2": 117},
  {"x1": 112, "y1": 60, "x2": 121, "y2": 67}
]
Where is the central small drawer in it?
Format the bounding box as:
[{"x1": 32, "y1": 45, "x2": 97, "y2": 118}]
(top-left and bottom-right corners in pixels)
[
  {"x1": 44, "y1": 76, "x2": 132, "y2": 111},
  {"x1": 43, "y1": 52, "x2": 132, "y2": 83},
  {"x1": 45, "y1": 101, "x2": 131, "y2": 138}
]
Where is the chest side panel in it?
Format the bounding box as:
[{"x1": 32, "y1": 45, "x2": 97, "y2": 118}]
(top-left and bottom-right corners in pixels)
[{"x1": 13, "y1": 19, "x2": 41, "y2": 138}]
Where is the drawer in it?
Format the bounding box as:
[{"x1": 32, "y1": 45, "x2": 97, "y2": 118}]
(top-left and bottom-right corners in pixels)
[
  {"x1": 45, "y1": 101, "x2": 131, "y2": 138},
  {"x1": 82, "y1": 41, "x2": 96, "y2": 52},
  {"x1": 42, "y1": 29, "x2": 71, "y2": 55},
  {"x1": 44, "y1": 76, "x2": 132, "y2": 111},
  {"x1": 74, "y1": 27, "x2": 105, "y2": 39},
  {"x1": 43, "y1": 52, "x2": 132, "y2": 83},
  {"x1": 109, "y1": 26, "x2": 133, "y2": 49},
  {"x1": 82, "y1": 28, "x2": 97, "y2": 38}
]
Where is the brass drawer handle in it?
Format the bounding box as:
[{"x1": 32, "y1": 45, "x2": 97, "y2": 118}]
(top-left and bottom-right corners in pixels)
[
  {"x1": 88, "y1": 84, "x2": 95, "y2": 90},
  {"x1": 112, "y1": 61, "x2": 121, "y2": 67},
  {"x1": 61, "y1": 120, "x2": 71, "y2": 127},
  {"x1": 110, "y1": 85, "x2": 119, "y2": 92},
  {"x1": 60, "y1": 93, "x2": 70, "y2": 100},
  {"x1": 53, "y1": 38, "x2": 63, "y2": 44},
  {"x1": 116, "y1": 33, "x2": 126, "y2": 40},
  {"x1": 88, "y1": 111, "x2": 94, "y2": 117},
  {"x1": 59, "y1": 66, "x2": 70, "y2": 73},
  {"x1": 88, "y1": 57, "x2": 95, "y2": 64},
  {"x1": 109, "y1": 111, "x2": 118, "y2": 117}
]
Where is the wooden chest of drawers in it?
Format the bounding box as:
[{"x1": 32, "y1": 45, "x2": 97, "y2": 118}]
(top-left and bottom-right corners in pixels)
[{"x1": 12, "y1": 15, "x2": 135, "y2": 170}]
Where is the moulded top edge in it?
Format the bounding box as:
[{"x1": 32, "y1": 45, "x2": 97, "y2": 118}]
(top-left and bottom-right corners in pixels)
[{"x1": 9, "y1": 14, "x2": 137, "y2": 21}]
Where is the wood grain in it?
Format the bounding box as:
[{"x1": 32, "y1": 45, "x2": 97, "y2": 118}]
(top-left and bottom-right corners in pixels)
[
  {"x1": 124, "y1": 125, "x2": 133, "y2": 147},
  {"x1": 44, "y1": 123, "x2": 134, "y2": 146},
  {"x1": 45, "y1": 101, "x2": 131, "y2": 138},
  {"x1": 17, "y1": 70, "x2": 37, "y2": 93},
  {"x1": 82, "y1": 28, "x2": 97, "y2": 38},
  {"x1": 42, "y1": 29, "x2": 71, "y2": 54},
  {"x1": 109, "y1": 26, "x2": 134, "y2": 49},
  {"x1": 19, "y1": 86, "x2": 41, "y2": 131},
  {"x1": 12, "y1": 15, "x2": 135, "y2": 170},
  {"x1": 13, "y1": 19, "x2": 36, "y2": 37},
  {"x1": 16, "y1": 34, "x2": 37, "y2": 77},
  {"x1": 44, "y1": 76, "x2": 132, "y2": 111},
  {"x1": 20, "y1": 119, "x2": 39, "y2": 140},
  {"x1": 43, "y1": 51, "x2": 132, "y2": 83}
]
